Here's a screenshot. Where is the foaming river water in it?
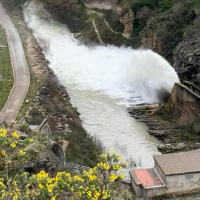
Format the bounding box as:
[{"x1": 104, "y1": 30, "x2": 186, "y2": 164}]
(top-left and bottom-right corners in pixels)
[{"x1": 24, "y1": 2, "x2": 179, "y2": 180}]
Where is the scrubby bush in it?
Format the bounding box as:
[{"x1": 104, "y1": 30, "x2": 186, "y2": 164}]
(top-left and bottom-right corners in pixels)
[
  {"x1": 121, "y1": 0, "x2": 173, "y2": 12},
  {"x1": 19, "y1": 124, "x2": 31, "y2": 134},
  {"x1": 0, "y1": 128, "x2": 128, "y2": 200},
  {"x1": 15, "y1": 0, "x2": 30, "y2": 6}
]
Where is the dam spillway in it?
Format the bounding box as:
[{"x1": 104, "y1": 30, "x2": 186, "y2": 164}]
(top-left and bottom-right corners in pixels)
[{"x1": 24, "y1": 1, "x2": 179, "y2": 180}]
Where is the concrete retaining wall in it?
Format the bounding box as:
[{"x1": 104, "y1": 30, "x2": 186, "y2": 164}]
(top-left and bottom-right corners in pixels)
[{"x1": 168, "y1": 82, "x2": 200, "y2": 116}]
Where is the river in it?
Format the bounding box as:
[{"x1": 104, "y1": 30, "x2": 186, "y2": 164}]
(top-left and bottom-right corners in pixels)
[{"x1": 24, "y1": 1, "x2": 179, "y2": 180}]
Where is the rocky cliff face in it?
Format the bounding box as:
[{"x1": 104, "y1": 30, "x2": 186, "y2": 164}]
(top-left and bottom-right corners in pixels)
[
  {"x1": 32, "y1": 0, "x2": 200, "y2": 84},
  {"x1": 119, "y1": 9, "x2": 134, "y2": 38},
  {"x1": 140, "y1": 3, "x2": 195, "y2": 61},
  {"x1": 41, "y1": 0, "x2": 86, "y2": 32},
  {"x1": 174, "y1": 30, "x2": 200, "y2": 86}
]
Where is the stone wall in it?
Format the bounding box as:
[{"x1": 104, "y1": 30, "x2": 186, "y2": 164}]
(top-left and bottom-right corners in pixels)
[{"x1": 168, "y1": 82, "x2": 200, "y2": 116}]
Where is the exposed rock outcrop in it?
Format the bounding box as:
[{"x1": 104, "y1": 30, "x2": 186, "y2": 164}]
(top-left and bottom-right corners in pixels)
[
  {"x1": 140, "y1": 3, "x2": 195, "y2": 60},
  {"x1": 141, "y1": 34, "x2": 163, "y2": 54},
  {"x1": 0, "y1": 123, "x2": 65, "y2": 173},
  {"x1": 41, "y1": 0, "x2": 85, "y2": 32},
  {"x1": 128, "y1": 104, "x2": 200, "y2": 154},
  {"x1": 158, "y1": 142, "x2": 200, "y2": 154},
  {"x1": 128, "y1": 105, "x2": 180, "y2": 144},
  {"x1": 174, "y1": 31, "x2": 200, "y2": 86},
  {"x1": 24, "y1": 135, "x2": 65, "y2": 173},
  {"x1": 119, "y1": 9, "x2": 134, "y2": 38}
]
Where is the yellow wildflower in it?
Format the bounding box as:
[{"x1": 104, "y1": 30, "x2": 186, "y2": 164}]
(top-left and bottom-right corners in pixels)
[
  {"x1": 89, "y1": 175, "x2": 97, "y2": 181},
  {"x1": 117, "y1": 156, "x2": 121, "y2": 161},
  {"x1": 109, "y1": 174, "x2": 118, "y2": 182},
  {"x1": 47, "y1": 184, "x2": 54, "y2": 193},
  {"x1": 26, "y1": 190, "x2": 30, "y2": 195},
  {"x1": 120, "y1": 174, "x2": 124, "y2": 179},
  {"x1": 13, "y1": 194, "x2": 19, "y2": 200},
  {"x1": 1, "y1": 150, "x2": 6, "y2": 156},
  {"x1": 102, "y1": 190, "x2": 108, "y2": 199},
  {"x1": 0, "y1": 181, "x2": 5, "y2": 188},
  {"x1": 103, "y1": 163, "x2": 110, "y2": 170},
  {"x1": 12, "y1": 132, "x2": 19, "y2": 139},
  {"x1": 51, "y1": 196, "x2": 56, "y2": 200},
  {"x1": 19, "y1": 150, "x2": 25, "y2": 156},
  {"x1": 94, "y1": 191, "x2": 100, "y2": 199},
  {"x1": 10, "y1": 143, "x2": 16, "y2": 148},
  {"x1": 38, "y1": 183, "x2": 44, "y2": 189},
  {"x1": 112, "y1": 164, "x2": 121, "y2": 170},
  {"x1": 36, "y1": 170, "x2": 48, "y2": 180},
  {"x1": 0, "y1": 128, "x2": 7, "y2": 137},
  {"x1": 12, "y1": 181, "x2": 17, "y2": 185},
  {"x1": 87, "y1": 190, "x2": 92, "y2": 197}
]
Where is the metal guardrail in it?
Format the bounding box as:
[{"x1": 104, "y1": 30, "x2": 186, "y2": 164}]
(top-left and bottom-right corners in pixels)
[{"x1": 65, "y1": 162, "x2": 90, "y2": 172}]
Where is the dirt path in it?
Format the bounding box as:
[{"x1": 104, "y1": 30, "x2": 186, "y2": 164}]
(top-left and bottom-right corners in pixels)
[
  {"x1": 0, "y1": 3, "x2": 30, "y2": 122},
  {"x1": 92, "y1": 20, "x2": 104, "y2": 44}
]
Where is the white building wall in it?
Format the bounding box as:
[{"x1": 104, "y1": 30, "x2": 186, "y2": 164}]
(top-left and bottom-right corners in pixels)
[
  {"x1": 146, "y1": 187, "x2": 167, "y2": 197},
  {"x1": 130, "y1": 176, "x2": 143, "y2": 197},
  {"x1": 166, "y1": 172, "x2": 200, "y2": 194},
  {"x1": 154, "y1": 160, "x2": 167, "y2": 184}
]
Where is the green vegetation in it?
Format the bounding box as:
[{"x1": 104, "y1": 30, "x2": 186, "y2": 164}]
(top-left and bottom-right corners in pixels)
[
  {"x1": 179, "y1": 117, "x2": 200, "y2": 142},
  {"x1": 0, "y1": 25, "x2": 13, "y2": 112},
  {"x1": 19, "y1": 123, "x2": 32, "y2": 134},
  {"x1": 103, "y1": 10, "x2": 124, "y2": 33},
  {"x1": 10, "y1": 15, "x2": 47, "y2": 120},
  {"x1": 0, "y1": 128, "x2": 130, "y2": 200},
  {"x1": 154, "y1": 106, "x2": 174, "y2": 121},
  {"x1": 15, "y1": 0, "x2": 30, "y2": 7},
  {"x1": 121, "y1": 0, "x2": 173, "y2": 13},
  {"x1": 56, "y1": 120, "x2": 100, "y2": 168}
]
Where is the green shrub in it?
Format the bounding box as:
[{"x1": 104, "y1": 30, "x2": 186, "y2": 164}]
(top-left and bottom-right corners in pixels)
[
  {"x1": 0, "y1": 128, "x2": 129, "y2": 200},
  {"x1": 19, "y1": 124, "x2": 31, "y2": 134}
]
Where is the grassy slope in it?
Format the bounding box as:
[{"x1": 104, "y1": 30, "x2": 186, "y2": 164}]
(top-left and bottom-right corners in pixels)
[
  {"x1": 0, "y1": 25, "x2": 13, "y2": 112},
  {"x1": 11, "y1": 13, "x2": 47, "y2": 120}
]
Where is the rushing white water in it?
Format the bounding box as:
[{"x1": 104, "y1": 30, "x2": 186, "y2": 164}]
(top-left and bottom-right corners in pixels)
[{"x1": 24, "y1": 2, "x2": 179, "y2": 180}]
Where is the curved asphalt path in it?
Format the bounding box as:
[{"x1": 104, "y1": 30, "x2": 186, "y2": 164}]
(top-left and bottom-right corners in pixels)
[{"x1": 0, "y1": 3, "x2": 30, "y2": 122}]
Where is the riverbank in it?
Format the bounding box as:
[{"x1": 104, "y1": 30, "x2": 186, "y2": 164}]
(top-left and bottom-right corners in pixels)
[
  {"x1": 0, "y1": 0, "x2": 100, "y2": 167},
  {"x1": 129, "y1": 104, "x2": 200, "y2": 154}
]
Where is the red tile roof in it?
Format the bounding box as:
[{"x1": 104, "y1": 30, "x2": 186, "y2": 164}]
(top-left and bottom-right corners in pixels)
[{"x1": 130, "y1": 168, "x2": 165, "y2": 189}]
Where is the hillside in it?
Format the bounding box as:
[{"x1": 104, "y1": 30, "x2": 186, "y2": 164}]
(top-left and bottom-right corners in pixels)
[{"x1": 34, "y1": 0, "x2": 200, "y2": 86}]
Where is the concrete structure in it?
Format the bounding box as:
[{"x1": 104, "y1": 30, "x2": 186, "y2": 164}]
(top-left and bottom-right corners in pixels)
[
  {"x1": 36, "y1": 118, "x2": 53, "y2": 140},
  {"x1": 168, "y1": 82, "x2": 200, "y2": 116},
  {"x1": 130, "y1": 149, "x2": 200, "y2": 198},
  {"x1": 18, "y1": 118, "x2": 54, "y2": 140}
]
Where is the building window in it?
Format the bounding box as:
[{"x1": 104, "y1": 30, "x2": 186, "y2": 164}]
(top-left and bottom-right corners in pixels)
[{"x1": 185, "y1": 174, "x2": 193, "y2": 179}]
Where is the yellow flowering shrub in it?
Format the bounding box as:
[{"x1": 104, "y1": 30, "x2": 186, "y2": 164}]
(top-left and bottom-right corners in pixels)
[{"x1": 0, "y1": 128, "x2": 128, "y2": 200}]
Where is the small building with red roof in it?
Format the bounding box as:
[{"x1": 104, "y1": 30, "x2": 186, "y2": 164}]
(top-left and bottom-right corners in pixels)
[{"x1": 130, "y1": 149, "x2": 200, "y2": 197}]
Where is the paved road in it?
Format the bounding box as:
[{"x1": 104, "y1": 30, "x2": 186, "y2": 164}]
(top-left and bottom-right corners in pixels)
[{"x1": 0, "y1": 3, "x2": 30, "y2": 122}]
